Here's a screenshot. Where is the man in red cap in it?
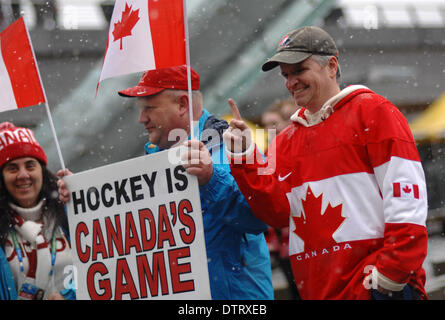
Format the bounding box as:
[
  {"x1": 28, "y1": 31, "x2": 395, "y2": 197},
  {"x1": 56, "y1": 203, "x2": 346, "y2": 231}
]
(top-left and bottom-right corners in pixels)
[
  {"x1": 59, "y1": 65, "x2": 274, "y2": 300},
  {"x1": 118, "y1": 66, "x2": 202, "y2": 152}
]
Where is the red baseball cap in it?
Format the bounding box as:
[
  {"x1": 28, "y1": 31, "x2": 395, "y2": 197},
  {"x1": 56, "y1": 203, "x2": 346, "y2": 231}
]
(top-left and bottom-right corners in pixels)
[{"x1": 118, "y1": 65, "x2": 200, "y2": 97}]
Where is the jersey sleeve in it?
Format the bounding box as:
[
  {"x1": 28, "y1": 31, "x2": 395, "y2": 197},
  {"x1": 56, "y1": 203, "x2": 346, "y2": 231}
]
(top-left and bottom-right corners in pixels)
[
  {"x1": 198, "y1": 144, "x2": 269, "y2": 234},
  {"x1": 228, "y1": 140, "x2": 290, "y2": 229},
  {"x1": 365, "y1": 100, "x2": 428, "y2": 285}
]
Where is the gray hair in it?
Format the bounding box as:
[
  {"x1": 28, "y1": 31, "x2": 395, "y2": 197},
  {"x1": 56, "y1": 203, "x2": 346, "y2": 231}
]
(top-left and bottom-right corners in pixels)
[
  {"x1": 164, "y1": 89, "x2": 202, "y2": 103},
  {"x1": 310, "y1": 55, "x2": 341, "y2": 82}
]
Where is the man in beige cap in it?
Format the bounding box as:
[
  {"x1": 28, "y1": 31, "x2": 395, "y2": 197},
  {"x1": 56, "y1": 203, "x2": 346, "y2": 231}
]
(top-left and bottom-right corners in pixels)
[{"x1": 223, "y1": 26, "x2": 428, "y2": 300}]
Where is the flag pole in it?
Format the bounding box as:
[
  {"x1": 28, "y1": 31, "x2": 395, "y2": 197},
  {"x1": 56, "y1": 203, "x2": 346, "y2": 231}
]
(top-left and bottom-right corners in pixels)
[
  {"x1": 23, "y1": 19, "x2": 66, "y2": 172},
  {"x1": 42, "y1": 101, "x2": 66, "y2": 172},
  {"x1": 183, "y1": 0, "x2": 194, "y2": 140}
]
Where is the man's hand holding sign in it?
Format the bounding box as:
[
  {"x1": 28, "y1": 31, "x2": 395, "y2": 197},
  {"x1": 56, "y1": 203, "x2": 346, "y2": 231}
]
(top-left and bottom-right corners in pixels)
[{"x1": 181, "y1": 140, "x2": 213, "y2": 186}]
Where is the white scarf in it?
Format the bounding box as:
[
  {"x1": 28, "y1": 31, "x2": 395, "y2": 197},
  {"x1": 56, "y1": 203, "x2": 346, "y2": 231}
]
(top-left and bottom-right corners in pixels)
[
  {"x1": 9, "y1": 199, "x2": 55, "y2": 294},
  {"x1": 290, "y1": 85, "x2": 370, "y2": 127}
]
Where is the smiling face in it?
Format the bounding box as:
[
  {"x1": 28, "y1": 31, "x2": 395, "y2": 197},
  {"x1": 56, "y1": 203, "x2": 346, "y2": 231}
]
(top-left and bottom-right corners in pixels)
[
  {"x1": 2, "y1": 157, "x2": 43, "y2": 208},
  {"x1": 280, "y1": 56, "x2": 339, "y2": 113},
  {"x1": 136, "y1": 90, "x2": 189, "y2": 150}
]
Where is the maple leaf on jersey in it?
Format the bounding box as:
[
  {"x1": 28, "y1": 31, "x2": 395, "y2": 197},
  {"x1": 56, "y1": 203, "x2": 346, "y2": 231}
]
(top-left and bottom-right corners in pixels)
[
  {"x1": 112, "y1": 3, "x2": 140, "y2": 50},
  {"x1": 292, "y1": 186, "x2": 345, "y2": 251},
  {"x1": 402, "y1": 185, "x2": 412, "y2": 194}
]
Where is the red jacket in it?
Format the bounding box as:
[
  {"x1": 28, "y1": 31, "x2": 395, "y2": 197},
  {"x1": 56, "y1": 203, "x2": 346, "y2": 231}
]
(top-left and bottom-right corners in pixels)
[{"x1": 229, "y1": 86, "x2": 428, "y2": 299}]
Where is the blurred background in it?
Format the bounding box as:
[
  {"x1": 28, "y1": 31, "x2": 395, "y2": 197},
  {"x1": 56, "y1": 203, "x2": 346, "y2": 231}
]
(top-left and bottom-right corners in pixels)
[{"x1": 0, "y1": 0, "x2": 444, "y2": 299}]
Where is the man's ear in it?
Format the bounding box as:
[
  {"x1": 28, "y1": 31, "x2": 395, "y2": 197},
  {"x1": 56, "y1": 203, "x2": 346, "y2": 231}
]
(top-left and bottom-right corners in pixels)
[
  {"x1": 328, "y1": 56, "x2": 338, "y2": 79},
  {"x1": 178, "y1": 93, "x2": 189, "y2": 116}
]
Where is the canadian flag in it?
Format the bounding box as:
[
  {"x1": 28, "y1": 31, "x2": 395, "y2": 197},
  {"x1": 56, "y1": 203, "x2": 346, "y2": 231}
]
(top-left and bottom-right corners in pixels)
[
  {"x1": 393, "y1": 182, "x2": 420, "y2": 199},
  {"x1": 0, "y1": 17, "x2": 45, "y2": 112},
  {"x1": 98, "y1": 0, "x2": 186, "y2": 83}
]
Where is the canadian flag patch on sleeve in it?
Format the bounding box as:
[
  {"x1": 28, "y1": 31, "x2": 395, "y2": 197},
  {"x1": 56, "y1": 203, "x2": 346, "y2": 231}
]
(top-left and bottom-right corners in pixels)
[{"x1": 393, "y1": 182, "x2": 419, "y2": 199}]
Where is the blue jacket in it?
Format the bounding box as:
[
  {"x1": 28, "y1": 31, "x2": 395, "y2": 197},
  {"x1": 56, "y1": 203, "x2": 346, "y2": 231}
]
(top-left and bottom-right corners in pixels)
[
  {"x1": 145, "y1": 109, "x2": 273, "y2": 300},
  {"x1": 0, "y1": 246, "x2": 17, "y2": 300}
]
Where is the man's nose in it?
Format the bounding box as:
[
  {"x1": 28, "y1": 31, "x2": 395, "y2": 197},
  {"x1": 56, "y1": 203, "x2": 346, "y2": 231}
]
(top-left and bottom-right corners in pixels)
[
  {"x1": 138, "y1": 110, "x2": 148, "y2": 123},
  {"x1": 286, "y1": 75, "x2": 298, "y2": 91}
]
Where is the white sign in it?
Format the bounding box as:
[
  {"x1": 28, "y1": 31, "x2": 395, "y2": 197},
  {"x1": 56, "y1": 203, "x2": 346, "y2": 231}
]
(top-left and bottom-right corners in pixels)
[{"x1": 64, "y1": 148, "x2": 211, "y2": 300}]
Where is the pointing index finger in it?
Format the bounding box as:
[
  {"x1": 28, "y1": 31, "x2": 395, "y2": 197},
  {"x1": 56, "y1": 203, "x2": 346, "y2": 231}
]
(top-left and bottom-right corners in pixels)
[{"x1": 228, "y1": 98, "x2": 242, "y2": 120}]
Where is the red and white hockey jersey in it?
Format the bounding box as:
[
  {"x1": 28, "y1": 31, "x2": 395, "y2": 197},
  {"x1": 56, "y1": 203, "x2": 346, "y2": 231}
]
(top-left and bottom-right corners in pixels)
[{"x1": 229, "y1": 85, "x2": 428, "y2": 299}]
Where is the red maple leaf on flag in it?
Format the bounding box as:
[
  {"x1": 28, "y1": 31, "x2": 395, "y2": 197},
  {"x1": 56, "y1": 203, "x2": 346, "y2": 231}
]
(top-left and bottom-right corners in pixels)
[
  {"x1": 292, "y1": 186, "x2": 345, "y2": 251},
  {"x1": 112, "y1": 3, "x2": 140, "y2": 50},
  {"x1": 402, "y1": 185, "x2": 412, "y2": 194}
]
